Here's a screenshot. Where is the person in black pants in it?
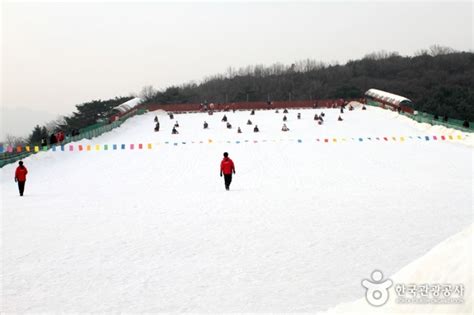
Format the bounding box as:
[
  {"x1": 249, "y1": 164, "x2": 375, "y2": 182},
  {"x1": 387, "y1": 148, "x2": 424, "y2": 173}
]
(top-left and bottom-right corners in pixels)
[
  {"x1": 220, "y1": 152, "x2": 236, "y2": 191},
  {"x1": 14, "y1": 161, "x2": 28, "y2": 196}
]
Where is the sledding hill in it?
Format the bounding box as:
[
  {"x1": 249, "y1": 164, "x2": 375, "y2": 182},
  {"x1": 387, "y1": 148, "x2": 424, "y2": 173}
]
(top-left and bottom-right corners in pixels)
[{"x1": 1, "y1": 106, "x2": 472, "y2": 312}]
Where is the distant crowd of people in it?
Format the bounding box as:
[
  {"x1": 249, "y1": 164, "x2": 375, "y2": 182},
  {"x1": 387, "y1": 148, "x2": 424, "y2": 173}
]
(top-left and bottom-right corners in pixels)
[
  {"x1": 39, "y1": 128, "x2": 80, "y2": 147},
  {"x1": 151, "y1": 104, "x2": 369, "y2": 135}
]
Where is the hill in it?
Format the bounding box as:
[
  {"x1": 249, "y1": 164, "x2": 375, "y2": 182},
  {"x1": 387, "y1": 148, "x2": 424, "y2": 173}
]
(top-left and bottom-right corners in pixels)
[
  {"x1": 145, "y1": 51, "x2": 474, "y2": 121},
  {"x1": 1, "y1": 106, "x2": 472, "y2": 312}
]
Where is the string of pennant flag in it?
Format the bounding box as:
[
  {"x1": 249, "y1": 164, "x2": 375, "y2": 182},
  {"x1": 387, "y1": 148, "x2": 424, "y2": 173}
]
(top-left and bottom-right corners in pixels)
[{"x1": 0, "y1": 134, "x2": 467, "y2": 154}]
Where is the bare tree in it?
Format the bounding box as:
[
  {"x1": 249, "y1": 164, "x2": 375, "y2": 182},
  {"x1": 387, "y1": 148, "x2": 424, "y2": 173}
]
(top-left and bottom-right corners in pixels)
[
  {"x1": 45, "y1": 116, "x2": 67, "y2": 134},
  {"x1": 4, "y1": 134, "x2": 26, "y2": 147},
  {"x1": 139, "y1": 85, "x2": 158, "y2": 102},
  {"x1": 364, "y1": 50, "x2": 400, "y2": 60},
  {"x1": 226, "y1": 66, "x2": 236, "y2": 79},
  {"x1": 429, "y1": 45, "x2": 456, "y2": 56},
  {"x1": 414, "y1": 49, "x2": 429, "y2": 56}
]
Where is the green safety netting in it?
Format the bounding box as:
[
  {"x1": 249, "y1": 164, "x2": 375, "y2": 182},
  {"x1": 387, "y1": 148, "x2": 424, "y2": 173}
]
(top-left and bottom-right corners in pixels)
[
  {"x1": 0, "y1": 108, "x2": 146, "y2": 168},
  {"x1": 366, "y1": 101, "x2": 473, "y2": 132}
]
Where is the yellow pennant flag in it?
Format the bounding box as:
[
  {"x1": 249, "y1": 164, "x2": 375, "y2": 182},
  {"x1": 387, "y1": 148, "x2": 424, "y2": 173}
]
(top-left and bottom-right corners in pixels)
[{"x1": 147, "y1": 143, "x2": 153, "y2": 149}]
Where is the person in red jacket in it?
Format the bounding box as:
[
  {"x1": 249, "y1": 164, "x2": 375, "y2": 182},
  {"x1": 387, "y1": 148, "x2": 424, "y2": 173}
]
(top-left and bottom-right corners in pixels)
[
  {"x1": 14, "y1": 161, "x2": 28, "y2": 196},
  {"x1": 220, "y1": 152, "x2": 236, "y2": 191}
]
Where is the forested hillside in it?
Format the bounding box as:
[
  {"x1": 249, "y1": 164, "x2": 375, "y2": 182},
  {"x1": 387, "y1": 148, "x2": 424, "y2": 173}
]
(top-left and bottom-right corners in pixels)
[{"x1": 144, "y1": 49, "x2": 473, "y2": 121}]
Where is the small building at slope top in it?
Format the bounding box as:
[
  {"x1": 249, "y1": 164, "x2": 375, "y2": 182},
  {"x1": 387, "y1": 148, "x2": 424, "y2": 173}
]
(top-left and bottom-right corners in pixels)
[
  {"x1": 109, "y1": 97, "x2": 143, "y2": 122},
  {"x1": 365, "y1": 89, "x2": 415, "y2": 114}
]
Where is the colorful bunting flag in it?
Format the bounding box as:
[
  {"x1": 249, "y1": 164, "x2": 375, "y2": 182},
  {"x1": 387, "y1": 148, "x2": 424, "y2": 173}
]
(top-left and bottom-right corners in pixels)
[{"x1": 1, "y1": 133, "x2": 468, "y2": 163}]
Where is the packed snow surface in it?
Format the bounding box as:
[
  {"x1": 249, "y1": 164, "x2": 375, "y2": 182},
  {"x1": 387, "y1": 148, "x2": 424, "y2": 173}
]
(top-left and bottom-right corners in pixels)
[
  {"x1": 1, "y1": 107, "x2": 472, "y2": 312},
  {"x1": 323, "y1": 224, "x2": 472, "y2": 314}
]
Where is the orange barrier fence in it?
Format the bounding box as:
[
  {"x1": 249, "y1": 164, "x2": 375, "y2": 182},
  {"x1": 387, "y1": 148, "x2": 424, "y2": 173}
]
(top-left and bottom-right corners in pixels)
[{"x1": 143, "y1": 99, "x2": 366, "y2": 113}]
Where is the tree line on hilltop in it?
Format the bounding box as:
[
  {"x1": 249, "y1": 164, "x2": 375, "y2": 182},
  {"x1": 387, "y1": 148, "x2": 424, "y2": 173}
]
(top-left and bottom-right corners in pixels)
[
  {"x1": 3, "y1": 45, "x2": 473, "y2": 147},
  {"x1": 142, "y1": 45, "x2": 473, "y2": 123}
]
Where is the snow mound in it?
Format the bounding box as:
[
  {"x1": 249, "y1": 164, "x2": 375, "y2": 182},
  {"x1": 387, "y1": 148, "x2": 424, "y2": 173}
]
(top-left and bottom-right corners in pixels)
[{"x1": 321, "y1": 224, "x2": 472, "y2": 315}]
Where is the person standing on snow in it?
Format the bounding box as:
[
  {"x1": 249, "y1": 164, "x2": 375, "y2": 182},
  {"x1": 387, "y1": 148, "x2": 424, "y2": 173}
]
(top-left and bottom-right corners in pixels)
[
  {"x1": 14, "y1": 161, "x2": 28, "y2": 196},
  {"x1": 220, "y1": 152, "x2": 235, "y2": 191}
]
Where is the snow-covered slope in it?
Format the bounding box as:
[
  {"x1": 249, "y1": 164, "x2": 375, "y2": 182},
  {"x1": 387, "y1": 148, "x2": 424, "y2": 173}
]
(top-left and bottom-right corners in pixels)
[
  {"x1": 1, "y1": 107, "x2": 472, "y2": 312},
  {"x1": 322, "y1": 224, "x2": 472, "y2": 315}
]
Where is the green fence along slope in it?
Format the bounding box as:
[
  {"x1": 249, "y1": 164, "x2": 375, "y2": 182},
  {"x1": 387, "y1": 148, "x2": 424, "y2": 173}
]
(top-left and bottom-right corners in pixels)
[{"x1": 0, "y1": 109, "x2": 146, "y2": 168}]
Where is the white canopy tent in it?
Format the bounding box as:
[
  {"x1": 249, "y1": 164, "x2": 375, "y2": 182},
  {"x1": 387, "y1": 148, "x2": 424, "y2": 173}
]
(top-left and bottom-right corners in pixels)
[
  {"x1": 365, "y1": 89, "x2": 412, "y2": 106},
  {"x1": 113, "y1": 97, "x2": 143, "y2": 114}
]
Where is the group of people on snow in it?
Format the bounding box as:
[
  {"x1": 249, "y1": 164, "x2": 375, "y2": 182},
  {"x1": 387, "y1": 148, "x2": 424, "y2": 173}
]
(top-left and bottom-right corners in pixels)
[
  {"x1": 39, "y1": 129, "x2": 75, "y2": 147},
  {"x1": 153, "y1": 104, "x2": 363, "y2": 135},
  {"x1": 153, "y1": 115, "x2": 181, "y2": 134}
]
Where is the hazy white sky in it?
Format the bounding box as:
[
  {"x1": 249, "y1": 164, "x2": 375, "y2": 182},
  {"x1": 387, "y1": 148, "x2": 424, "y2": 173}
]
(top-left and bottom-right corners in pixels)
[{"x1": 1, "y1": 0, "x2": 473, "y2": 139}]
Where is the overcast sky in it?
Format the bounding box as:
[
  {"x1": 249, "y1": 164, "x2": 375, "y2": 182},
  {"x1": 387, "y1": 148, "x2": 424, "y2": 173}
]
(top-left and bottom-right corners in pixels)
[{"x1": 1, "y1": 0, "x2": 472, "y2": 139}]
